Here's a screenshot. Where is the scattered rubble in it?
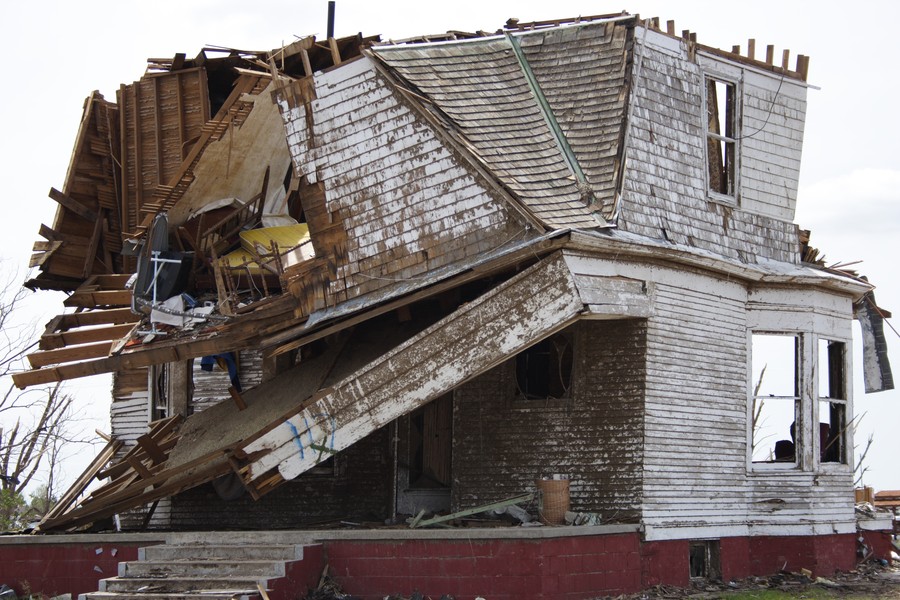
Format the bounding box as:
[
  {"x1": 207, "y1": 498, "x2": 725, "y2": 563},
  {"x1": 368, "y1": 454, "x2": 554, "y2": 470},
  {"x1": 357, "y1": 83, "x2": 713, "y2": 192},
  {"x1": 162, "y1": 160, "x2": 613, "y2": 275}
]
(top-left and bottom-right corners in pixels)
[{"x1": 597, "y1": 560, "x2": 900, "y2": 599}]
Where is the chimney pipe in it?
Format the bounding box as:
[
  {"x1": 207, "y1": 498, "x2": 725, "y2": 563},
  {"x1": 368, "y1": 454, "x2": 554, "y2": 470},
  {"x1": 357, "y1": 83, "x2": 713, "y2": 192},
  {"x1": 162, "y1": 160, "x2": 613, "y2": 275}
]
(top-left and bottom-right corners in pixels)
[{"x1": 327, "y1": 1, "x2": 336, "y2": 38}]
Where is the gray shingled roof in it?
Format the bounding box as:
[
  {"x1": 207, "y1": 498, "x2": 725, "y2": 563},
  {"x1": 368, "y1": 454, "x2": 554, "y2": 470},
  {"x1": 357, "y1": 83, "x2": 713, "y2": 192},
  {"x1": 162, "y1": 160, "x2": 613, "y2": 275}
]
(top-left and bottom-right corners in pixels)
[{"x1": 372, "y1": 18, "x2": 632, "y2": 229}]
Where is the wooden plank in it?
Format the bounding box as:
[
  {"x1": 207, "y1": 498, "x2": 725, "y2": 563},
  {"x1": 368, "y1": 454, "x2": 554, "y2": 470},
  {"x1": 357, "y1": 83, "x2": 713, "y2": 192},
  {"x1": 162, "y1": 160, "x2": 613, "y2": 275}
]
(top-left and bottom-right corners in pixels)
[
  {"x1": 40, "y1": 439, "x2": 123, "y2": 524},
  {"x1": 40, "y1": 323, "x2": 137, "y2": 350},
  {"x1": 126, "y1": 455, "x2": 153, "y2": 480},
  {"x1": 57, "y1": 307, "x2": 141, "y2": 329},
  {"x1": 81, "y1": 207, "x2": 105, "y2": 279},
  {"x1": 328, "y1": 37, "x2": 341, "y2": 66},
  {"x1": 40, "y1": 448, "x2": 232, "y2": 531},
  {"x1": 63, "y1": 289, "x2": 132, "y2": 308},
  {"x1": 27, "y1": 341, "x2": 114, "y2": 368},
  {"x1": 48, "y1": 188, "x2": 98, "y2": 222},
  {"x1": 136, "y1": 433, "x2": 168, "y2": 464}
]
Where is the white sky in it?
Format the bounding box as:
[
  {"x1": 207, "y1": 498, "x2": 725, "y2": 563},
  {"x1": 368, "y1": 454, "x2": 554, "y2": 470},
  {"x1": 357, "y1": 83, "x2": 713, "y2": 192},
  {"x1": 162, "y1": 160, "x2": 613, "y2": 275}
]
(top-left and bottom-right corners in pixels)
[{"x1": 0, "y1": 1, "x2": 897, "y2": 494}]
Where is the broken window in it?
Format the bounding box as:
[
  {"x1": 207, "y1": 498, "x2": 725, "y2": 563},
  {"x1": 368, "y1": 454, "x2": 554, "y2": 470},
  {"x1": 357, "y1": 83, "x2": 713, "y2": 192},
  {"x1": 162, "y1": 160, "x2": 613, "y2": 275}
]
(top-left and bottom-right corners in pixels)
[
  {"x1": 751, "y1": 334, "x2": 799, "y2": 464},
  {"x1": 689, "y1": 540, "x2": 721, "y2": 580},
  {"x1": 705, "y1": 76, "x2": 738, "y2": 199},
  {"x1": 516, "y1": 332, "x2": 574, "y2": 400},
  {"x1": 818, "y1": 339, "x2": 848, "y2": 464}
]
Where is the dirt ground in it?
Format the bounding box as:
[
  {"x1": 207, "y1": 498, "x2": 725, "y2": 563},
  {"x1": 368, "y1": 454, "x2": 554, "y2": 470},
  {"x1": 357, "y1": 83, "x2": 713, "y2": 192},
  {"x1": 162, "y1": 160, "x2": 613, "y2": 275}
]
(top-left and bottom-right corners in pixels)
[{"x1": 611, "y1": 560, "x2": 900, "y2": 599}]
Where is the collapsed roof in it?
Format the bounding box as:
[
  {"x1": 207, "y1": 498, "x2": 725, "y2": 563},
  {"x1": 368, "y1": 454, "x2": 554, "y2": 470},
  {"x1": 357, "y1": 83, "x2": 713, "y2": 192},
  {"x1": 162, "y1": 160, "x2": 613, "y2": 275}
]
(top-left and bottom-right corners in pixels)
[{"x1": 16, "y1": 13, "x2": 892, "y2": 532}]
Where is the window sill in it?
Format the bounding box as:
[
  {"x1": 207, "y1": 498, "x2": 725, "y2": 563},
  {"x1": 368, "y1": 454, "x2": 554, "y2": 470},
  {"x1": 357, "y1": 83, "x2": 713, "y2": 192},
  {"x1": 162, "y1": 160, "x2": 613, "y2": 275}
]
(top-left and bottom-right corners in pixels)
[{"x1": 707, "y1": 191, "x2": 738, "y2": 207}]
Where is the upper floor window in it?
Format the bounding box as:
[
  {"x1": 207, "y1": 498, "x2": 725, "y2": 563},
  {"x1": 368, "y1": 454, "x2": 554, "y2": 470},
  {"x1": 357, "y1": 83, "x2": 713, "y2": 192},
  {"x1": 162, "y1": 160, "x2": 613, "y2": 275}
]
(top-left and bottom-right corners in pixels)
[{"x1": 705, "y1": 76, "x2": 738, "y2": 201}]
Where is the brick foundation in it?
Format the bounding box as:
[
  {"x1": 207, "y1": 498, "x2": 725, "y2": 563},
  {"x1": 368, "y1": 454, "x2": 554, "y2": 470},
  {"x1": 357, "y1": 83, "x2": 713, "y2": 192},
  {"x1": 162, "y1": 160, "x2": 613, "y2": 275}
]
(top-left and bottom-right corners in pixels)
[
  {"x1": 0, "y1": 530, "x2": 891, "y2": 599},
  {"x1": 0, "y1": 541, "x2": 146, "y2": 598}
]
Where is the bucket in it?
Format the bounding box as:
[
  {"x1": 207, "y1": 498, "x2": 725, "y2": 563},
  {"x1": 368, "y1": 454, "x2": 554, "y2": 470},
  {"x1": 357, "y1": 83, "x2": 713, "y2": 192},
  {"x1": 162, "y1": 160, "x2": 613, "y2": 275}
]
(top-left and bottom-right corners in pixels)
[{"x1": 536, "y1": 478, "x2": 570, "y2": 525}]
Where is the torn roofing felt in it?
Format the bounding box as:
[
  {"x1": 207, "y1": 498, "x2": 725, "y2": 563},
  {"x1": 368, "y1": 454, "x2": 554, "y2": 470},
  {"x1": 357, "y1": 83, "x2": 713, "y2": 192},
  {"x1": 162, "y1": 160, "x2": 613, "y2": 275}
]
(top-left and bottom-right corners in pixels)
[{"x1": 371, "y1": 18, "x2": 633, "y2": 228}]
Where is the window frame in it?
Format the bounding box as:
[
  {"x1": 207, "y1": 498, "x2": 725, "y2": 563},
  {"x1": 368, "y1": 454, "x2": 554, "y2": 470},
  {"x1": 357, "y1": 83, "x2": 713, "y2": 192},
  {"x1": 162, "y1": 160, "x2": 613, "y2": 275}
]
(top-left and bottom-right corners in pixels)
[
  {"x1": 815, "y1": 337, "x2": 851, "y2": 468},
  {"x1": 703, "y1": 72, "x2": 741, "y2": 205},
  {"x1": 747, "y1": 330, "x2": 852, "y2": 474},
  {"x1": 749, "y1": 332, "x2": 803, "y2": 470}
]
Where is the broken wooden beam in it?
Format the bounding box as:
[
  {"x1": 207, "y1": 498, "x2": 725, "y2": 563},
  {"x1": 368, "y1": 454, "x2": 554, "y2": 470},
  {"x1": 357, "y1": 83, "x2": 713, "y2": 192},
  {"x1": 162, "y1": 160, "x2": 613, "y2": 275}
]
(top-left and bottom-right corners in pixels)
[
  {"x1": 49, "y1": 187, "x2": 98, "y2": 222},
  {"x1": 410, "y1": 493, "x2": 535, "y2": 528}
]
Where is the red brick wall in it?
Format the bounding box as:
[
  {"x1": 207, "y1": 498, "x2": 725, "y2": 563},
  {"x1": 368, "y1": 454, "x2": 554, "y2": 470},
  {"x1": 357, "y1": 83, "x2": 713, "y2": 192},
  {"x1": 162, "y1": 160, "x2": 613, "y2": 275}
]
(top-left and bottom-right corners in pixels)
[
  {"x1": 640, "y1": 539, "x2": 689, "y2": 588},
  {"x1": 325, "y1": 533, "x2": 642, "y2": 600},
  {"x1": 861, "y1": 530, "x2": 893, "y2": 563},
  {"x1": 0, "y1": 542, "x2": 145, "y2": 598},
  {"x1": 747, "y1": 533, "x2": 856, "y2": 577}
]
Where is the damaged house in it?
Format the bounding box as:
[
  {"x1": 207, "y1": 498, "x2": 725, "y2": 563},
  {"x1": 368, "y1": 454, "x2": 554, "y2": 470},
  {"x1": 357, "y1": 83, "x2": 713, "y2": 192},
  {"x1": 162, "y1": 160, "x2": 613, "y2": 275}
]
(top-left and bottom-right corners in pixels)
[{"x1": 12, "y1": 11, "x2": 895, "y2": 598}]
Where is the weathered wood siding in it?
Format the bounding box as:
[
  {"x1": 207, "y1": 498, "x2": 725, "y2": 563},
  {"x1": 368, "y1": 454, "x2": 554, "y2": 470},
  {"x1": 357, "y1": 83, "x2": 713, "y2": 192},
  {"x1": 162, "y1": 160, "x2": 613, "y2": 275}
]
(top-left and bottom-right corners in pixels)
[
  {"x1": 190, "y1": 350, "x2": 264, "y2": 414},
  {"x1": 110, "y1": 367, "x2": 171, "y2": 529},
  {"x1": 563, "y1": 251, "x2": 857, "y2": 540},
  {"x1": 373, "y1": 38, "x2": 600, "y2": 228},
  {"x1": 452, "y1": 319, "x2": 646, "y2": 520},
  {"x1": 276, "y1": 56, "x2": 531, "y2": 308},
  {"x1": 621, "y1": 28, "x2": 803, "y2": 264},
  {"x1": 518, "y1": 20, "x2": 631, "y2": 216}
]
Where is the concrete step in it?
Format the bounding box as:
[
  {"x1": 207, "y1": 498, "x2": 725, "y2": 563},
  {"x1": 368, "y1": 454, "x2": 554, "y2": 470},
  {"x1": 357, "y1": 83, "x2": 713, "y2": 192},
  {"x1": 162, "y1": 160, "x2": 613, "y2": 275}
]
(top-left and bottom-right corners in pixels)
[
  {"x1": 141, "y1": 543, "x2": 302, "y2": 562},
  {"x1": 99, "y1": 575, "x2": 268, "y2": 594},
  {"x1": 120, "y1": 559, "x2": 286, "y2": 578}
]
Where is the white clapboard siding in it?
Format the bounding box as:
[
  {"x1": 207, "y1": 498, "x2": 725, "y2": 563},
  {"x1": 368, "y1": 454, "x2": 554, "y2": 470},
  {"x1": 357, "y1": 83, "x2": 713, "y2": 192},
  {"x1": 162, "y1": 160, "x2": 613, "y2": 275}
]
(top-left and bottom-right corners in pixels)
[
  {"x1": 621, "y1": 27, "x2": 802, "y2": 265},
  {"x1": 562, "y1": 250, "x2": 856, "y2": 540}
]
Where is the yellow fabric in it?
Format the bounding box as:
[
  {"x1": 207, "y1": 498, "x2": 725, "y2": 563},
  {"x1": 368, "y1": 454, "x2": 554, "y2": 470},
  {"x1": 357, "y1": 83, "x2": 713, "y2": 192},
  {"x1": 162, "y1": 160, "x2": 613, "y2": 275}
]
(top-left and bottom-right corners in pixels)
[{"x1": 222, "y1": 224, "x2": 310, "y2": 273}]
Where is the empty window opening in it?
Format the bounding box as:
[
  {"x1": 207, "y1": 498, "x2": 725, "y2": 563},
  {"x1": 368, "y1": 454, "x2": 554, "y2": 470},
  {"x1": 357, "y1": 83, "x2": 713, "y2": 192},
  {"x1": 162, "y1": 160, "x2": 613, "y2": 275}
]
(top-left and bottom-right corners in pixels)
[
  {"x1": 689, "y1": 540, "x2": 721, "y2": 580},
  {"x1": 705, "y1": 77, "x2": 737, "y2": 198},
  {"x1": 818, "y1": 339, "x2": 848, "y2": 464},
  {"x1": 751, "y1": 334, "x2": 799, "y2": 463},
  {"x1": 516, "y1": 332, "x2": 574, "y2": 399}
]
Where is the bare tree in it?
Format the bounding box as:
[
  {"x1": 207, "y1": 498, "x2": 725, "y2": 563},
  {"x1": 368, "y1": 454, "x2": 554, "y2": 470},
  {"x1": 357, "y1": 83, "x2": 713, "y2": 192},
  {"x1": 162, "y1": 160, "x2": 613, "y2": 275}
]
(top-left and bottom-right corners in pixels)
[{"x1": 0, "y1": 270, "x2": 83, "y2": 530}]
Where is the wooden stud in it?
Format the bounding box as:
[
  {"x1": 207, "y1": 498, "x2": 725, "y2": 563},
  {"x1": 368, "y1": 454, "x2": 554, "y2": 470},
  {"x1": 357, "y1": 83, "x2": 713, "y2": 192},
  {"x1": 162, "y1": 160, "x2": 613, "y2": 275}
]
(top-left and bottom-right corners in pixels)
[
  {"x1": 731, "y1": 45, "x2": 740, "y2": 54},
  {"x1": 766, "y1": 45, "x2": 775, "y2": 65},
  {"x1": 782, "y1": 49, "x2": 790, "y2": 70},
  {"x1": 300, "y1": 48, "x2": 313, "y2": 78},
  {"x1": 40, "y1": 322, "x2": 138, "y2": 351},
  {"x1": 797, "y1": 55, "x2": 809, "y2": 80},
  {"x1": 328, "y1": 37, "x2": 341, "y2": 66},
  {"x1": 747, "y1": 39, "x2": 756, "y2": 60},
  {"x1": 666, "y1": 20, "x2": 675, "y2": 35}
]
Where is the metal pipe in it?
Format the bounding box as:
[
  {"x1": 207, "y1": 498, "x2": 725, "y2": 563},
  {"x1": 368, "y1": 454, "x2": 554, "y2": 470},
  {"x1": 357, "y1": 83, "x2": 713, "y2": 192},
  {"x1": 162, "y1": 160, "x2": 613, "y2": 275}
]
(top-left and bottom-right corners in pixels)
[{"x1": 327, "y1": 1, "x2": 335, "y2": 39}]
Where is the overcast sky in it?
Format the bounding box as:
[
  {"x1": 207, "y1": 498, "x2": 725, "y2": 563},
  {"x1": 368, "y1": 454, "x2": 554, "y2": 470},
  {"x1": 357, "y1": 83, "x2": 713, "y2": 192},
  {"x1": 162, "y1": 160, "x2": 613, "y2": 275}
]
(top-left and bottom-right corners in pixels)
[{"x1": 1, "y1": 1, "x2": 897, "y2": 493}]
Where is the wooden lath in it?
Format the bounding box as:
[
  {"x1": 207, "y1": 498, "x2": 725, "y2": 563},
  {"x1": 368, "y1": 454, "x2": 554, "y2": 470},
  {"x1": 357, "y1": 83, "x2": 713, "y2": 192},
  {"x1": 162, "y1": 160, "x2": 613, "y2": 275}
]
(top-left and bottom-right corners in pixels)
[{"x1": 132, "y1": 72, "x2": 272, "y2": 239}]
